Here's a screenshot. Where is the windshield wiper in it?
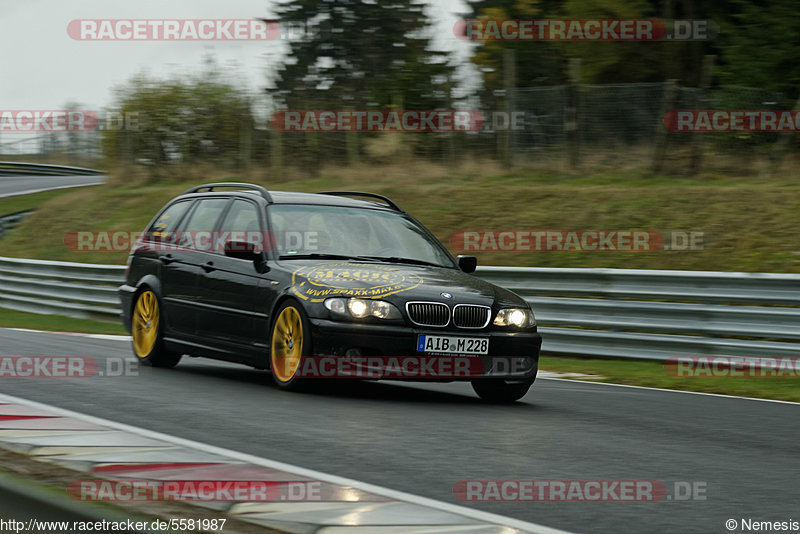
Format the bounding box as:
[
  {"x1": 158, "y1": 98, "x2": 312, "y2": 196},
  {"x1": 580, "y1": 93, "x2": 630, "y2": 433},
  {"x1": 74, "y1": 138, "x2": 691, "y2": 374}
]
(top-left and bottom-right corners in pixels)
[
  {"x1": 279, "y1": 253, "x2": 446, "y2": 267},
  {"x1": 354, "y1": 256, "x2": 445, "y2": 267},
  {"x1": 278, "y1": 253, "x2": 379, "y2": 261}
]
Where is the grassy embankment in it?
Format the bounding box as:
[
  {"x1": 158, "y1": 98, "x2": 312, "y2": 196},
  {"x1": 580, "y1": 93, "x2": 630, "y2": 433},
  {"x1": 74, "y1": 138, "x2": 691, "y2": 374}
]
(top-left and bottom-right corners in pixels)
[
  {"x1": 2, "y1": 163, "x2": 799, "y2": 270},
  {"x1": 1, "y1": 164, "x2": 798, "y2": 401}
]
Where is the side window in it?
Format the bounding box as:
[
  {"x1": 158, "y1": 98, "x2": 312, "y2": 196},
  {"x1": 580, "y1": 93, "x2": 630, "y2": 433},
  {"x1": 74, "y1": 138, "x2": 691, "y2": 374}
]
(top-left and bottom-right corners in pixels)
[
  {"x1": 219, "y1": 200, "x2": 265, "y2": 253},
  {"x1": 220, "y1": 200, "x2": 261, "y2": 232},
  {"x1": 178, "y1": 198, "x2": 230, "y2": 251},
  {"x1": 146, "y1": 201, "x2": 192, "y2": 244}
]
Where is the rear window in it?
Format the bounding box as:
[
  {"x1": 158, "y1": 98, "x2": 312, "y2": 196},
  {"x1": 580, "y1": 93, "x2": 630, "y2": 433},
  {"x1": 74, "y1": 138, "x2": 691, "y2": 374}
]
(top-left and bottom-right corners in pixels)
[{"x1": 146, "y1": 200, "x2": 192, "y2": 243}]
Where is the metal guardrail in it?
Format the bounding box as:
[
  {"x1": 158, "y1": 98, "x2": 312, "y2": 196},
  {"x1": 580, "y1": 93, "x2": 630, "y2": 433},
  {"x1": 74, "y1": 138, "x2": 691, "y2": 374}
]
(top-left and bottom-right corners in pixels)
[
  {"x1": 0, "y1": 257, "x2": 798, "y2": 360},
  {"x1": 475, "y1": 266, "x2": 800, "y2": 359},
  {"x1": 0, "y1": 210, "x2": 32, "y2": 238},
  {"x1": 475, "y1": 266, "x2": 800, "y2": 305},
  {"x1": 0, "y1": 256, "x2": 123, "y2": 320},
  {"x1": 0, "y1": 161, "x2": 103, "y2": 176}
]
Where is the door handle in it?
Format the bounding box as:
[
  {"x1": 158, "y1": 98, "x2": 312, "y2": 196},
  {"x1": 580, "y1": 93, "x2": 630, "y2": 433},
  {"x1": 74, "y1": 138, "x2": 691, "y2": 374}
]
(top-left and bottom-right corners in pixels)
[
  {"x1": 159, "y1": 254, "x2": 174, "y2": 264},
  {"x1": 201, "y1": 261, "x2": 215, "y2": 272}
]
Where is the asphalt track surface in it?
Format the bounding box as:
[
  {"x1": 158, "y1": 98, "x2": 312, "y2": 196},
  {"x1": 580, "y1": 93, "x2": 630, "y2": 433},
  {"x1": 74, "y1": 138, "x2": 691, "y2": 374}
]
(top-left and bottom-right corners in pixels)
[
  {"x1": 0, "y1": 175, "x2": 105, "y2": 198},
  {"x1": 0, "y1": 328, "x2": 798, "y2": 534}
]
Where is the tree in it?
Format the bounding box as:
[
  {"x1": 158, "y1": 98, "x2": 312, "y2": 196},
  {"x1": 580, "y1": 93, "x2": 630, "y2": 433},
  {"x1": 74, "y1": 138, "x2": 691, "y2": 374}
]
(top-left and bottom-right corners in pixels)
[
  {"x1": 465, "y1": 0, "x2": 567, "y2": 97},
  {"x1": 270, "y1": 0, "x2": 453, "y2": 110},
  {"x1": 557, "y1": 0, "x2": 662, "y2": 83},
  {"x1": 102, "y1": 61, "x2": 254, "y2": 171},
  {"x1": 715, "y1": 0, "x2": 800, "y2": 100},
  {"x1": 267, "y1": 0, "x2": 457, "y2": 167},
  {"x1": 465, "y1": 0, "x2": 730, "y2": 88}
]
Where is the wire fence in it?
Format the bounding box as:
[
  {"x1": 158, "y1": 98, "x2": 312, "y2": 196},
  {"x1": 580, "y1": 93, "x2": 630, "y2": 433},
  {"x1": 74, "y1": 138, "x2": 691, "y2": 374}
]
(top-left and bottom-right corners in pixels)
[
  {"x1": 1, "y1": 82, "x2": 793, "y2": 175},
  {"x1": 258, "y1": 81, "x2": 794, "y2": 174}
]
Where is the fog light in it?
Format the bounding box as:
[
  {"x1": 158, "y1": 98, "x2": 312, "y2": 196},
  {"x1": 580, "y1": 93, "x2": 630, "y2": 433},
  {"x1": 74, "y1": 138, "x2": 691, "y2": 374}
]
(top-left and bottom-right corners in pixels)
[
  {"x1": 372, "y1": 301, "x2": 393, "y2": 319},
  {"x1": 324, "y1": 298, "x2": 347, "y2": 314}
]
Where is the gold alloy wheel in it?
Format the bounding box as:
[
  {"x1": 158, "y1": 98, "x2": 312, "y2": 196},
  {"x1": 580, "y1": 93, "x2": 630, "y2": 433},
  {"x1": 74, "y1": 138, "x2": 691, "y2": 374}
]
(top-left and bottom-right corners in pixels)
[
  {"x1": 271, "y1": 306, "x2": 304, "y2": 382},
  {"x1": 132, "y1": 290, "x2": 160, "y2": 358}
]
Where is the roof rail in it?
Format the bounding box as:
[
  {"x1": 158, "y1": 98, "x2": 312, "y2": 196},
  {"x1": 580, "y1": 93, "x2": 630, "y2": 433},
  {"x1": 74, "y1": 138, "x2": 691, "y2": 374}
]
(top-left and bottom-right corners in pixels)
[
  {"x1": 181, "y1": 183, "x2": 273, "y2": 203},
  {"x1": 318, "y1": 191, "x2": 403, "y2": 212}
]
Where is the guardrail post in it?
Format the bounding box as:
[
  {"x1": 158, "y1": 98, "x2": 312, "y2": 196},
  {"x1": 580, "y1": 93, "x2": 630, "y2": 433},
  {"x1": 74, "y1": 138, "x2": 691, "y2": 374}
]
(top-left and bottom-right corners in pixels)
[
  {"x1": 565, "y1": 58, "x2": 581, "y2": 169},
  {"x1": 652, "y1": 80, "x2": 679, "y2": 174}
]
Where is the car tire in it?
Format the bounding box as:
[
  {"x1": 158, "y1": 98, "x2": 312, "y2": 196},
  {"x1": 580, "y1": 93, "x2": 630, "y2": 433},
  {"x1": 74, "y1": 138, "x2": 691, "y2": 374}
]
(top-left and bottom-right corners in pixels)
[
  {"x1": 131, "y1": 289, "x2": 182, "y2": 368},
  {"x1": 471, "y1": 378, "x2": 534, "y2": 403},
  {"x1": 269, "y1": 300, "x2": 312, "y2": 390}
]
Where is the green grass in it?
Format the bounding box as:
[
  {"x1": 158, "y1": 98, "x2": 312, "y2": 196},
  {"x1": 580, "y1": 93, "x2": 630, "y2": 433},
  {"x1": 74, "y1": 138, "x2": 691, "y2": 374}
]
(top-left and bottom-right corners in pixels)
[
  {"x1": 1, "y1": 164, "x2": 800, "y2": 271},
  {"x1": 541, "y1": 355, "x2": 800, "y2": 402},
  {"x1": 0, "y1": 307, "x2": 126, "y2": 335},
  {"x1": 0, "y1": 188, "x2": 80, "y2": 216}
]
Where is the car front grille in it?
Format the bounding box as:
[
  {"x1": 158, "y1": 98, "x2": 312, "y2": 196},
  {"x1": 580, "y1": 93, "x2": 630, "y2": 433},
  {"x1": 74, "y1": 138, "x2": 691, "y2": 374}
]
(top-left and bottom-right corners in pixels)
[
  {"x1": 406, "y1": 302, "x2": 450, "y2": 327},
  {"x1": 406, "y1": 302, "x2": 491, "y2": 329},
  {"x1": 453, "y1": 304, "x2": 491, "y2": 329}
]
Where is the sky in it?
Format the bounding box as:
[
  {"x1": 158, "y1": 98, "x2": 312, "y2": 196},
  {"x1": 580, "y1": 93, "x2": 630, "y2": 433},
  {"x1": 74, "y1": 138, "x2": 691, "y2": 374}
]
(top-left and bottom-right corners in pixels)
[{"x1": 0, "y1": 0, "x2": 471, "y2": 112}]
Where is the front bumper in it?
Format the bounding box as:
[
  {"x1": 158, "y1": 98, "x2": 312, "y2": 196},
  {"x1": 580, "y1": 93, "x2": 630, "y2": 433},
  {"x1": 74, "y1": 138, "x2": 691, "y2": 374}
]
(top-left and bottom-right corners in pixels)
[{"x1": 307, "y1": 318, "x2": 541, "y2": 381}]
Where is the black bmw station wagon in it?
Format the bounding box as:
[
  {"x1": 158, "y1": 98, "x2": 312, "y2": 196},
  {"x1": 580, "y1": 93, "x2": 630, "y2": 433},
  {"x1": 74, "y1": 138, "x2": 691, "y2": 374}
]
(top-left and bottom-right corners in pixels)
[{"x1": 119, "y1": 183, "x2": 542, "y2": 402}]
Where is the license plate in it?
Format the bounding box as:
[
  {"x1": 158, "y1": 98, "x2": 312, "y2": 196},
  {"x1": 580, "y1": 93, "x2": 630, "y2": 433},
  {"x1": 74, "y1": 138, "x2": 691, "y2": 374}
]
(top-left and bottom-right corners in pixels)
[{"x1": 417, "y1": 335, "x2": 489, "y2": 355}]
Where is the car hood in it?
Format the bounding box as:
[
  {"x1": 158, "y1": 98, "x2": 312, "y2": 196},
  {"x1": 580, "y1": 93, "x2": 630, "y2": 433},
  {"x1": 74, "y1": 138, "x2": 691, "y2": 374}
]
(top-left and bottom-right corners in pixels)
[{"x1": 281, "y1": 260, "x2": 526, "y2": 308}]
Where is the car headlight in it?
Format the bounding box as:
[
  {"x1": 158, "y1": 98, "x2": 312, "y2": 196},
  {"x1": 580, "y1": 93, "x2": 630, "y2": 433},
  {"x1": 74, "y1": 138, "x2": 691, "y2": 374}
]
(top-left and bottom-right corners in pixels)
[
  {"x1": 493, "y1": 308, "x2": 536, "y2": 328},
  {"x1": 324, "y1": 298, "x2": 402, "y2": 320}
]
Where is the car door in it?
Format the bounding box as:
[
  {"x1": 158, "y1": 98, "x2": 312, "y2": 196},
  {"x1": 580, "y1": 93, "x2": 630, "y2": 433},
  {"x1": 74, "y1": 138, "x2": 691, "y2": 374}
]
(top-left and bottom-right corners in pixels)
[
  {"x1": 144, "y1": 199, "x2": 197, "y2": 337},
  {"x1": 163, "y1": 197, "x2": 231, "y2": 339},
  {"x1": 195, "y1": 198, "x2": 277, "y2": 357}
]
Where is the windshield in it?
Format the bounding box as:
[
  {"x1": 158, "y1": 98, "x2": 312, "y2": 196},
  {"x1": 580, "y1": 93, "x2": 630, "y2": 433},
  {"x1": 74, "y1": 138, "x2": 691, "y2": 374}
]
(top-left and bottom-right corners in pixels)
[{"x1": 267, "y1": 204, "x2": 454, "y2": 268}]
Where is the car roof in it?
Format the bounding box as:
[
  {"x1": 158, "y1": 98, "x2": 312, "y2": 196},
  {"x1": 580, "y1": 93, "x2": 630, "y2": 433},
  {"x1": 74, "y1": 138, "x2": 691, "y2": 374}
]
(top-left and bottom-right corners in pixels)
[
  {"x1": 269, "y1": 191, "x2": 399, "y2": 211},
  {"x1": 177, "y1": 184, "x2": 402, "y2": 213}
]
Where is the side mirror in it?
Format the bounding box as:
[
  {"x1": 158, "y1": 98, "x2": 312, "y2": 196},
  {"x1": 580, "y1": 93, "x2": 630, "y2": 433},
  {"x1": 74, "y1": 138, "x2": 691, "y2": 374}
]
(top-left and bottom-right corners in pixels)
[
  {"x1": 224, "y1": 240, "x2": 261, "y2": 261},
  {"x1": 457, "y1": 255, "x2": 477, "y2": 273}
]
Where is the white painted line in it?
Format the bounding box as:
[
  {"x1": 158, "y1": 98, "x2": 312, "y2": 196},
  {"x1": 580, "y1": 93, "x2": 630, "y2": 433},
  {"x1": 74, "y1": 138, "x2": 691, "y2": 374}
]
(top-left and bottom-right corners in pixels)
[
  {"x1": 540, "y1": 377, "x2": 800, "y2": 406},
  {"x1": 0, "y1": 180, "x2": 105, "y2": 199},
  {"x1": 3, "y1": 328, "x2": 129, "y2": 341},
  {"x1": 537, "y1": 371, "x2": 604, "y2": 380},
  {"x1": 2, "y1": 327, "x2": 797, "y2": 406},
  {"x1": 0, "y1": 392, "x2": 571, "y2": 534}
]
